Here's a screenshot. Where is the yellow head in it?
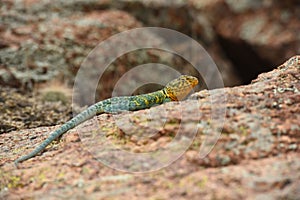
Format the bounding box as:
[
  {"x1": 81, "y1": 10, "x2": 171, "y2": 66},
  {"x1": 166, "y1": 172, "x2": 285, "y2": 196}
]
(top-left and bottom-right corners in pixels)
[{"x1": 164, "y1": 75, "x2": 198, "y2": 101}]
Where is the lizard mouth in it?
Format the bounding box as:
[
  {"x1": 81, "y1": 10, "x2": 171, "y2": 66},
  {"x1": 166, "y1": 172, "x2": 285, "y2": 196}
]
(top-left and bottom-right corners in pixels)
[{"x1": 167, "y1": 75, "x2": 199, "y2": 101}]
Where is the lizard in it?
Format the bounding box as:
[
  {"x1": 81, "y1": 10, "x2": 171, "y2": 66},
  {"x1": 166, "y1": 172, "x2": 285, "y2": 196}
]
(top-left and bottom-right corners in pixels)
[{"x1": 14, "y1": 75, "x2": 198, "y2": 166}]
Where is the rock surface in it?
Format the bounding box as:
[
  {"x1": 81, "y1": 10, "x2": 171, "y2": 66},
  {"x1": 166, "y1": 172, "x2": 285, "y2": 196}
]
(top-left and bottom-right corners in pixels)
[
  {"x1": 115, "y1": 0, "x2": 300, "y2": 84},
  {"x1": 0, "y1": 56, "x2": 299, "y2": 199},
  {"x1": 2, "y1": 0, "x2": 299, "y2": 89},
  {"x1": 0, "y1": 86, "x2": 72, "y2": 134},
  {"x1": 0, "y1": 0, "x2": 203, "y2": 100},
  {"x1": 0, "y1": 1, "x2": 299, "y2": 199}
]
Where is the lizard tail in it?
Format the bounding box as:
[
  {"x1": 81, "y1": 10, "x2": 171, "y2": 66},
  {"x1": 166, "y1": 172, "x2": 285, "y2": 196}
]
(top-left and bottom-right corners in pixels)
[
  {"x1": 14, "y1": 132, "x2": 59, "y2": 166},
  {"x1": 14, "y1": 104, "x2": 102, "y2": 166},
  {"x1": 14, "y1": 121, "x2": 74, "y2": 166}
]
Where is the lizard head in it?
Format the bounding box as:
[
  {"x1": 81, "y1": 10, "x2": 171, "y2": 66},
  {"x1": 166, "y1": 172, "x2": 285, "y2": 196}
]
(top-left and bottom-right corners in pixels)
[{"x1": 164, "y1": 75, "x2": 198, "y2": 101}]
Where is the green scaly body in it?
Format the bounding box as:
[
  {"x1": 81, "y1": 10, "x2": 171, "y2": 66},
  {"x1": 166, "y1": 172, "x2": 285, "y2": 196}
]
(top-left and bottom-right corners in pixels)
[{"x1": 14, "y1": 75, "x2": 198, "y2": 165}]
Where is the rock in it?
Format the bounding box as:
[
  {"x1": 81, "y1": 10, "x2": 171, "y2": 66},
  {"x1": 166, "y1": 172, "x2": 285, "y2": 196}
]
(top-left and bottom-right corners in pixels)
[
  {"x1": 114, "y1": 0, "x2": 300, "y2": 84},
  {"x1": 1, "y1": 56, "x2": 299, "y2": 199},
  {"x1": 0, "y1": 0, "x2": 300, "y2": 198},
  {"x1": 215, "y1": 1, "x2": 300, "y2": 83}
]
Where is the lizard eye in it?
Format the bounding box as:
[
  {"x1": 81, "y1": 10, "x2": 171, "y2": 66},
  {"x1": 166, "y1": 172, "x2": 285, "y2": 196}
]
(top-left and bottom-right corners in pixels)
[{"x1": 164, "y1": 75, "x2": 198, "y2": 101}]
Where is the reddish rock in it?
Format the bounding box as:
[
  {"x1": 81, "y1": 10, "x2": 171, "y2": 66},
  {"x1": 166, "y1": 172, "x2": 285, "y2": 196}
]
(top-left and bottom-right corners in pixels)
[{"x1": 1, "y1": 56, "x2": 299, "y2": 199}]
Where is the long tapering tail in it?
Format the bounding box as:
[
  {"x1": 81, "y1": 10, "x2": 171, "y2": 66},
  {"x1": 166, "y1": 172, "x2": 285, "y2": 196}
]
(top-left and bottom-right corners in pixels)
[{"x1": 14, "y1": 103, "x2": 102, "y2": 166}]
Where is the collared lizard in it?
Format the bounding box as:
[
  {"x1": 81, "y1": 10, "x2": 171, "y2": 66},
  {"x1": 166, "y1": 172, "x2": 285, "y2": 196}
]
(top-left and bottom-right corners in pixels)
[{"x1": 14, "y1": 75, "x2": 198, "y2": 165}]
